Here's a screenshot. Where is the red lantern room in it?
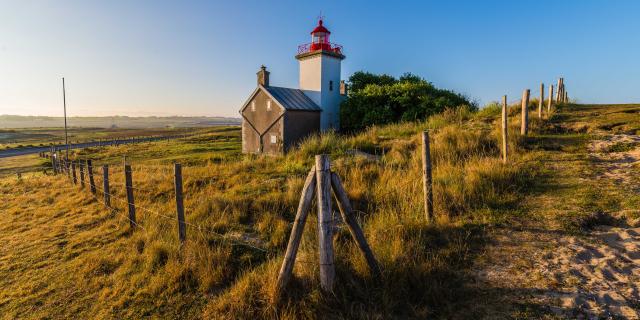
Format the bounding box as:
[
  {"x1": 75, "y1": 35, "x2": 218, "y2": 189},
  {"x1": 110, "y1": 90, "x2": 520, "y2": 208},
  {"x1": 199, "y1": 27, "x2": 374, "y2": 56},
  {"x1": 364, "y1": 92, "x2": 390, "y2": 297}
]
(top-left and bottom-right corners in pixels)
[{"x1": 297, "y1": 19, "x2": 343, "y2": 56}]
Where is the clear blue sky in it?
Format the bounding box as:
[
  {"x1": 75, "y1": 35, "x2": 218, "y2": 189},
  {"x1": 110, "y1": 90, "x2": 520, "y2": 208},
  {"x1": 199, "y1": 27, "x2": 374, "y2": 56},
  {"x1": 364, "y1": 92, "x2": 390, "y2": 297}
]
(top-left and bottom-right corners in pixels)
[{"x1": 1, "y1": 0, "x2": 639, "y2": 117}]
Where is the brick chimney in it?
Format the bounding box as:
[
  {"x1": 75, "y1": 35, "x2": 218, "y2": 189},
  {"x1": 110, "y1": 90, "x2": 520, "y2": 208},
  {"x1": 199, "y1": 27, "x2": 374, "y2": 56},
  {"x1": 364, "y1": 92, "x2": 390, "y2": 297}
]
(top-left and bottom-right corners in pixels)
[
  {"x1": 257, "y1": 65, "x2": 270, "y2": 87},
  {"x1": 340, "y1": 80, "x2": 347, "y2": 95}
]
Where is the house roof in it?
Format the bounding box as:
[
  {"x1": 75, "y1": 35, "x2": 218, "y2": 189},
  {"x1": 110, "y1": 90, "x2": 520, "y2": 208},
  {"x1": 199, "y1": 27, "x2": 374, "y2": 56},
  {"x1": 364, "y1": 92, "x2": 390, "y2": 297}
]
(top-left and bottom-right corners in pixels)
[{"x1": 264, "y1": 86, "x2": 322, "y2": 111}]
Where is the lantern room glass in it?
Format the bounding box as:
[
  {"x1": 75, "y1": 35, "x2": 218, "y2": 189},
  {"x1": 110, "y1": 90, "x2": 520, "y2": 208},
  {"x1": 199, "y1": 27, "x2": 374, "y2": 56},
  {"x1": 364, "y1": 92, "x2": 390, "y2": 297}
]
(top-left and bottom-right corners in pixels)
[{"x1": 312, "y1": 32, "x2": 329, "y2": 44}]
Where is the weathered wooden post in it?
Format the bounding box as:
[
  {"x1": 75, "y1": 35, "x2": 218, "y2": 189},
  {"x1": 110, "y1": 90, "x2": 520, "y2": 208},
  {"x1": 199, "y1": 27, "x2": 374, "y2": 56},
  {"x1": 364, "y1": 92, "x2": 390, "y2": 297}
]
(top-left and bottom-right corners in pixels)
[
  {"x1": 174, "y1": 163, "x2": 186, "y2": 243},
  {"x1": 87, "y1": 160, "x2": 96, "y2": 194},
  {"x1": 275, "y1": 167, "x2": 317, "y2": 297},
  {"x1": 79, "y1": 160, "x2": 85, "y2": 188},
  {"x1": 548, "y1": 84, "x2": 554, "y2": 114},
  {"x1": 564, "y1": 91, "x2": 568, "y2": 103},
  {"x1": 331, "y1": 172, "x2": 382, "y2": 276},
  {"x1": 502, "y1": 95, "x2": 508, "y2": 164},
  {"x1": 124, "y1": 164, "x2": 136, "y2": 228},
  {"x1": 421, "y1": 131, "x2": 434, "y2": 222},
  {"x1": 521, "y1": 89, "x2": 530, "y2": 135},
  {"x1": 538, "y1": 83, "x2": 544, "y2": 119},
  {"x1": 556, "y1": 78, "x2": 562, "y2": 102},
  {"x1": 51, "y1": 155, "x2": 57, "y2": 175},
  {"x1": 71, "y1": 161, "x2": 78, "y2": 184},
  {"x1": 103, "y1": 165, "x2": 110, "y2": 208},
  {"x1": 315, "y1": 155, "x2": 335, "y2": 292}
]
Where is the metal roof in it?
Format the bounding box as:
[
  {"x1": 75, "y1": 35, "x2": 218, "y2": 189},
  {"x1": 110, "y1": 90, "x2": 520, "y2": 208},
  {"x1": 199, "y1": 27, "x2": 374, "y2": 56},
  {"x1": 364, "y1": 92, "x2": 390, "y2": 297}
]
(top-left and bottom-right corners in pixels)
[{"x1": 264, "y1": 86, "x2": 322, "y2": 111}]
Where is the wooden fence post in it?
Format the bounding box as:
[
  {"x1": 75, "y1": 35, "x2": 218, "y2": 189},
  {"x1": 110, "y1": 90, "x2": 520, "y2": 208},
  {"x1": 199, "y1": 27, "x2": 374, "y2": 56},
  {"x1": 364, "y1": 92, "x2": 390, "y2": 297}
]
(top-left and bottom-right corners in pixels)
[
  {"x1": 124, "y1": 164, "x2": 136, "y2": 228},
  {"x1": 502, "y1": 95, "x2": 508, "y2": 164},
  {"x1": 174, "y1": 163, "x2": 186, "y2": 243},
  {"x1": 315, "y1": 155, "x2": 335, "y2": 292},
  {"x1": 87, "y1": 160, "x2": 96, "y2": 194},
  {"x1": 275, "y1": 167, "x2": 317, "y2": 297},
  {"x1": 71, "y1": 161, "x2": 77, "y2": 184},
  {"x1": 79, "y1": 161, "x2": 85, "y2": 188},
  {"x1": 51, "y1": 155, "x2": 57, "y2": 175},
  {"x1": 548, "y1": 84, "x2": 554, "y2": 114},
  {"x1": 103, "y1": 165, "x2": 110, "y2": 208},
  {"x1": 520, "y1": 89, "x2": 530, "y2": 136},
  {"x1": 421, "y1": 131, "x2": 434, "y2": 222},
  {"x1": 564, "y1": 91, "x2": 568, "y2": 103},
  {"x1": 330, "y1": 172, "x2": 381, "y2": 276},
  {"x1": 538, "y1": 83, "x2": 544, "y2": 119},
  {"x1": 556, "y1": 78, "x2": 562, "y2": 102}
]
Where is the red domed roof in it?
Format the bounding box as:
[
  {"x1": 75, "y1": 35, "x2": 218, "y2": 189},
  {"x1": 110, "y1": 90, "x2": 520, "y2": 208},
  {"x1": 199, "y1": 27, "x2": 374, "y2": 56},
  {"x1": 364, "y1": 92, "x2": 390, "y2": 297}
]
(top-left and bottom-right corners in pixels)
[{"x1": 310, "y1": 19, "x2": 330, "y2": 35}]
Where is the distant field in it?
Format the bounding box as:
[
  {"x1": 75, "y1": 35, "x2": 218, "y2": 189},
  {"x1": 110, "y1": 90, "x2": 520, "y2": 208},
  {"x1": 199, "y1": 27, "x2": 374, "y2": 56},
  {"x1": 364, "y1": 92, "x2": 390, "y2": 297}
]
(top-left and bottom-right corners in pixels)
[
  {"x1": 0, "y1": 126, "x2": 241, "y2": 177},
  {"x1": 0, "y1": 115, "x2": 240, "y2": 129}
]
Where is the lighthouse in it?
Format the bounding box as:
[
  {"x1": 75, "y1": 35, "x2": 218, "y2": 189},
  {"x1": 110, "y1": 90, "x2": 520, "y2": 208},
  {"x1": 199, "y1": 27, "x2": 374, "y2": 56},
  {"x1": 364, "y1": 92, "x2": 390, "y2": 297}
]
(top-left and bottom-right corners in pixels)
[
  {"x1": 238, "y1": 18, "x2": 346, "y2": 154},
  {"x1": 296, "y1": 19, "x2": 346, "y2": 130}
]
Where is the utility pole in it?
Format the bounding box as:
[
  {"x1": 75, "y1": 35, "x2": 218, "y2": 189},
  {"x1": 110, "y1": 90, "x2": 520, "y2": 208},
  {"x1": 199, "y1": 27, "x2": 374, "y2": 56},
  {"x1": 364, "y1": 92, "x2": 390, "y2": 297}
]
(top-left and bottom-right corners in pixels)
[{"x1": 62, "y1": 77, "x2": 69, "y2": 160}]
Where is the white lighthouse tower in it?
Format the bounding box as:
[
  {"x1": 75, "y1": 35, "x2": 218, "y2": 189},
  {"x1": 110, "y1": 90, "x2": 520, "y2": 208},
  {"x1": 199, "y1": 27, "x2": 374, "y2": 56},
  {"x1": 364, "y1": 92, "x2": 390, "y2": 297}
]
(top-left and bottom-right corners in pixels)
[{"x1": 296, "y1": 19, "x2": 346, "y2": 130}]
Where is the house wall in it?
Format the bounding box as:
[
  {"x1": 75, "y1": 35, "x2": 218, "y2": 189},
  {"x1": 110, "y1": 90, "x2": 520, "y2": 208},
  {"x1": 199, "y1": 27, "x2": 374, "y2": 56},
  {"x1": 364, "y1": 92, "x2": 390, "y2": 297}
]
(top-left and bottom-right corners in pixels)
[
  {"x1": 283, "y1": 111, "x2": 321, "y2": 151},
  {"x1": 241, "y1": 89, "x2": 284, "y2": 154},
  {"x1": 298, "y1": 53, "x2": 344, "y2": 131}
]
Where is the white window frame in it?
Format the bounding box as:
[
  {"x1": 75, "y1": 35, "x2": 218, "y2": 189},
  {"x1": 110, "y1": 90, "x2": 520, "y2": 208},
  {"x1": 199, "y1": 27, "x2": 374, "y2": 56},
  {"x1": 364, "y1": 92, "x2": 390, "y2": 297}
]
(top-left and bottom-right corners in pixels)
[
  {"x1": 270, "y1": 134, "x2": 278, "y2": 144},
  {"x1": 251, "y1": 101, "x2": 256, "y2": 112},
  {"x1": 266, "y1": 100, "x2": 272, "y2": 111}
]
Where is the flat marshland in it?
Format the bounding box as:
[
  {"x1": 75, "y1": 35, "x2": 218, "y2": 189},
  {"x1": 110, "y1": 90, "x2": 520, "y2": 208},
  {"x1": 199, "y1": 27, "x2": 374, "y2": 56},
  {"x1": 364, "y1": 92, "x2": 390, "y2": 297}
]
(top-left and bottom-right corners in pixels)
[{"x1": 1, "y1": 103, "x2": 639, "y2": 318}]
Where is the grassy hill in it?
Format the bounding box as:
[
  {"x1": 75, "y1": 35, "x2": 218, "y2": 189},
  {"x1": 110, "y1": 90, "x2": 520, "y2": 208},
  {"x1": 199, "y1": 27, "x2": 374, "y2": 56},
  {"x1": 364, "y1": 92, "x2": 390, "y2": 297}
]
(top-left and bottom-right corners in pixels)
[{"x1": 1, "y1": 103, "x2": 639, "y2": 318}]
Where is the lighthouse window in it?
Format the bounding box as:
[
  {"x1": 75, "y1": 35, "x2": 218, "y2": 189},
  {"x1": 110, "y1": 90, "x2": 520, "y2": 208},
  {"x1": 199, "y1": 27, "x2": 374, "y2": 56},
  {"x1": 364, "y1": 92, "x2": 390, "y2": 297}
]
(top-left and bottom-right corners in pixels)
[
  {"x1": 251, "y1": 101, "x2": 256, "y2": 112},
  {"x1": 329, "y1": 81, "x2": 333, "y2": 91},
  {"x1": 267, "y1": 100, "x2": 272, "y2": 111}
]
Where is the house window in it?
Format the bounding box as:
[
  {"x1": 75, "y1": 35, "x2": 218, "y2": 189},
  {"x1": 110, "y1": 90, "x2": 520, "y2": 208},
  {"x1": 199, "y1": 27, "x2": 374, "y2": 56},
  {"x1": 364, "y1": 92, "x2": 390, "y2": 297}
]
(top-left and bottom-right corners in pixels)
[
  {"x1": 270, "y1": 134, "x2": 277, "y2": 144},
  {"x1": 329, "y1": 80, "x2": 333, "y2": 91},
  {"x1": 266, "y1": 100, "x2": 272, "y2": 111},
  {"x1": 251, "y1": 101, "x2": 256, "y2": 112}
]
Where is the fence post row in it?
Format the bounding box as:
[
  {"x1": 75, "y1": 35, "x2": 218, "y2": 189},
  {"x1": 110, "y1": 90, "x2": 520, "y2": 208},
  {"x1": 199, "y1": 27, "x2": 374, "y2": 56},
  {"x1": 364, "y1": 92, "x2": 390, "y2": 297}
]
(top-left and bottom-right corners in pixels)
[
  {"x1": 124, "y1": 164, "x2": 136, "y2": 228},
  {"x1": 103, "y1": 165, "x2": 110, "y2": 208},
  {"x1": 520, "y1": 89, "x2": 530, "y2": 136},
  {"x1": 502, "y1": 95, "x2": 508, "y2": 164},
  {"x1": 87, "y1": 160, "x2": 96, "y2": 194},
  {"x1": 421, "y1": 131, "x2": 434, "y2": 222},
  {"x1": 174, "y1": 163, "x2": 186, "y2": 243}
]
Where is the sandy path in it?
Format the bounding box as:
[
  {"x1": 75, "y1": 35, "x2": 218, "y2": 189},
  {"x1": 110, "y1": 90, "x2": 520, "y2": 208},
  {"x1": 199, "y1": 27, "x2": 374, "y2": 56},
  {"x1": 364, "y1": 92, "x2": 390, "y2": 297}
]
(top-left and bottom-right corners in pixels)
[{"x1": 541, "y1": 134, "x2": 640, "y2": 319}]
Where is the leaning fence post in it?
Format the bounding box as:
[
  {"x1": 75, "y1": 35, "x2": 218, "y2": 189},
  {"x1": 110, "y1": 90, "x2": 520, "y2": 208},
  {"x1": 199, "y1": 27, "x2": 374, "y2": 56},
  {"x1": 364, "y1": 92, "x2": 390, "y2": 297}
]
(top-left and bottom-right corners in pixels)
[
  {"x1": 103, "y1": 165, "x2": 110, "y2": 208},
  {"x1": 71, "y1": 161, "x2": 78, "y2": 184},
  {"x1": 315, "y1": 154, "x2": 335, "y2": 292},
  {"x1": 330, "y1": 172, "x2": 381, "y2": 277},
  {"x1": 275, "y1": 167, "x2": 317, "y2": 298},
  {"x1": 421, "y1": 131, "x2": 434, "y2": 222},
  {"x1": 87, "y1": 160, "x2": 96, "y2": 194},
  {"x1": 538, "y1": 83, "x2": 544, "y2": 119},
  {"x1": 520, "y1": 89, "x2": 530, "y2": 136},
  {"x1": 502, "y1": 95, "x2": 508, "y2": 163},
  {"x1": 174, "y1": 163, "x2": 186, "y2": 243},
  {"x1": 79, "y1": 160, "x2": 85, "y2": 188},
  {"x1": 124, "y1": 164, "x2": 136, "y2": 228}
]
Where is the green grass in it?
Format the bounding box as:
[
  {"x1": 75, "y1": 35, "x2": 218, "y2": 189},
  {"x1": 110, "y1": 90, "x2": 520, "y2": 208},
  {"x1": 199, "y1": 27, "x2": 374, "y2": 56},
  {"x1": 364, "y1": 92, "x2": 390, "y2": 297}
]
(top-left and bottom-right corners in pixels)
[{"x1": 3, "y1": 103, "x2": 639, "y2": 318}]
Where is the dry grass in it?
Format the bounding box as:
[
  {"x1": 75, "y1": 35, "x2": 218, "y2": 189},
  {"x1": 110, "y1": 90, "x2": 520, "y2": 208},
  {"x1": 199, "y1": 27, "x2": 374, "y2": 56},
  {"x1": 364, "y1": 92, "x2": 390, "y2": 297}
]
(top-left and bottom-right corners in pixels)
[{"x1": 0, "y1": 106, "x2": 544, "y2": 319}]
